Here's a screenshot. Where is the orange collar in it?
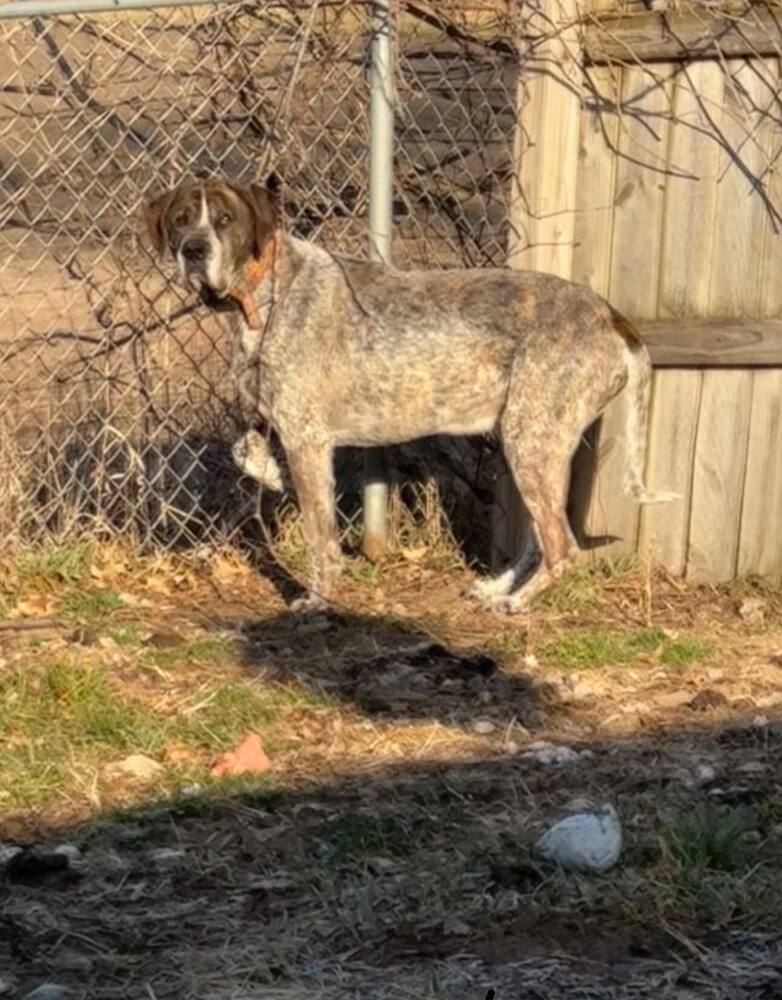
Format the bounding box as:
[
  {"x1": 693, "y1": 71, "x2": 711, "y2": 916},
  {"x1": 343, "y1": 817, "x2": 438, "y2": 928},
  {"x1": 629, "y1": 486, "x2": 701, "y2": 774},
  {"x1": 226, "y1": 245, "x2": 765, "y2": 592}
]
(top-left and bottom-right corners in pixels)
[{"x1": 229, "y1": 233, "x2": 278, "y2": 328}]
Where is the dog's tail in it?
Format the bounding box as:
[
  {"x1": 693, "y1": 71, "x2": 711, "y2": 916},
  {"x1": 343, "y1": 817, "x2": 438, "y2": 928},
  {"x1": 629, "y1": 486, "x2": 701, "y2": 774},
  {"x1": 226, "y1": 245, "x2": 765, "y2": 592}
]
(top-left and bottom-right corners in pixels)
[{"x1": 613, "y1": 308, "x2": 680, "y2": 506}]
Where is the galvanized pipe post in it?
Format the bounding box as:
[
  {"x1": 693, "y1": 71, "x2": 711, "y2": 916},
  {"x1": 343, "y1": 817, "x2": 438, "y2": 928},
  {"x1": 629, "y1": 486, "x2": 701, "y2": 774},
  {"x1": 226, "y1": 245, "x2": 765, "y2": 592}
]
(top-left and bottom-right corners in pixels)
[{"x1": 362, "y1": 0, "x2": 394, "y2": 562}]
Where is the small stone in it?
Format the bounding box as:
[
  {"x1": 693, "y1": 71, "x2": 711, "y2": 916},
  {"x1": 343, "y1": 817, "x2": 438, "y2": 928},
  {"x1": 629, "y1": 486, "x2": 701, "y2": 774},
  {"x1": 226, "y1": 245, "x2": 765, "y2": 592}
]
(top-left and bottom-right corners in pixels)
[
  {"x1": 688, "y1": 689, "x2": 729, "y2": 712},
  {"x1": 736, "y1": 761, "x2": 767, "y2": 775},
  {"x1": 0, "y1": 844, "x2": 22, "y2": 867},
  {"x1": 24, "y1": 986, "x2": 70, "y2": 1000},
  {"x1": 752, "y1": 714, "x2": 770, "y2": 727},
  {"x1": 439, "y1": 678, "x2": 463, "y2": 693},
  {"x1": 655, "y1": 690, "x2": 694, "y2": 710},
  {"x1": 738, "y1": 597, "x2": 766, "y2": 626},
  {"x1": 523, "y1": 654, "x2": 539, "y2": 670},
  {"x1": 535, "y1": 803, "x2": 622, "y2": 873},
  {"x1": 473, "y1": 719, "x2": 496, "y2": 735},
  {"x1": 742, "y1": 830, "x2": 762, "y2": 844},
  {"x1": 52, "y1": 844, "x2": 82, "y2": 863},
  {"x1": 108, "y1": 754, "x2": 163, "y2": 782},
  {"x1": 695, "y1": 764, "x2": 716, "y2": 784},
  {"x1": 505, "y1": 741, "x2": 520, "y2": 755},
  {"x1": 523, "y1": 741, "x2": 581, "y2": 765},
  {"x1": 148, "y1": 848, "x2": 187, "y2": 867}
]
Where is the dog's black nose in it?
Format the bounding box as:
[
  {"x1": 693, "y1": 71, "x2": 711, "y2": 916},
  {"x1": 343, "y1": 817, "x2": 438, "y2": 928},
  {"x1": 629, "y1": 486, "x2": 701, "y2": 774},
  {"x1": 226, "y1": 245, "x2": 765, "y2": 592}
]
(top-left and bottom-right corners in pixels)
[{"x1": 181, "y1": 238, "x2": 208, "y2": 262}]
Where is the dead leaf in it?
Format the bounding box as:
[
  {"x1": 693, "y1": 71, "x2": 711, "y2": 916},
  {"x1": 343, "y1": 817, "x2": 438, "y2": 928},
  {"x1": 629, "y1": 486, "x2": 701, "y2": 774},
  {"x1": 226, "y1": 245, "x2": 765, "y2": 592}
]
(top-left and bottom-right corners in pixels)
[{"x1": 210, "y1": 732, "x2": 272, "y2": 779}]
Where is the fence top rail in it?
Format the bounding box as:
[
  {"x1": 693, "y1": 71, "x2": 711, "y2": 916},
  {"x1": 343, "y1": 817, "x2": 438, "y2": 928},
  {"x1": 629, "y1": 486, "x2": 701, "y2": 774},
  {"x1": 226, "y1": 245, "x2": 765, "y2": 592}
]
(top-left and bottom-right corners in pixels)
[{"x1": 0, "y1": 0, "x2": 262, "y2": 20}]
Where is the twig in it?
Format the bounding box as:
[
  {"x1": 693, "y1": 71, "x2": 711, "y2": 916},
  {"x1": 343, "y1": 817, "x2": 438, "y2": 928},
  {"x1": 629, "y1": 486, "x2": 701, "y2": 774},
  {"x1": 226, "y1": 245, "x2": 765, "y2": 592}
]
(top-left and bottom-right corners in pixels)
[{"x1": 0, "y1": 617, "x2": 66, "y2": 632}]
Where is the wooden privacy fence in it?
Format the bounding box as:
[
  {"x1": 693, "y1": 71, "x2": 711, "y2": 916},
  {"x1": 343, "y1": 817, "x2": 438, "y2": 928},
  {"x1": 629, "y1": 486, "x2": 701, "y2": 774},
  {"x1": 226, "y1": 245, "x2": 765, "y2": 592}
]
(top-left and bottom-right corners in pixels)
[{"x1": 493, "y1": 0, "x2": 782, "y2": 585}]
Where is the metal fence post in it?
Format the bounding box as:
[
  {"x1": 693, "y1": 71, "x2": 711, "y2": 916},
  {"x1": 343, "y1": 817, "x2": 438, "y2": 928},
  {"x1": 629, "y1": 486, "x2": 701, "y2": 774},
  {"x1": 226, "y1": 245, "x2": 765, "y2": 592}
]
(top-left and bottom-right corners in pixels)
[{"x1": 362, "y1": 0, "x2": 394, "y2": 562}]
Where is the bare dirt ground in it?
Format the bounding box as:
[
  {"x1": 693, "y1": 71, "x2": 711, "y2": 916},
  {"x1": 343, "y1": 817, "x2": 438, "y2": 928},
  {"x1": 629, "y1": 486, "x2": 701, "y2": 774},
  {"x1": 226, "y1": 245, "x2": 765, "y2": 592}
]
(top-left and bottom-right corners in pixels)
[{"x1": 1, "y1": 542, "x2": 781, "y2": 999}]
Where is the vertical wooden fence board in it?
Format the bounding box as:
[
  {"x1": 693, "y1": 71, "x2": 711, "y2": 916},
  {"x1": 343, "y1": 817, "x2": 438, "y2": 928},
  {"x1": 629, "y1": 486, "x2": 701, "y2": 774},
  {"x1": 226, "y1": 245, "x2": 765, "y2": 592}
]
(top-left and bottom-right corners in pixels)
[
  {"x1": 739, "y1": 59, "x2": 782, "y2": 581},
  {"x1": 659, "y1": 62, "x2": 723, "y2": 318},
  {"x1": 709, "y1": 61, "x2": 770, "y2": 316},
  {"x1": 583, "y1": 65, "x2": 673, "y2": 559},
  {"x1": 687, "y1": 370, "x2": 753, "y2": 583},
  {"x1": 572, "y1": 65, "x2": 620, "y2": 296},
  {"x1": 737, "y1": 370, "x2": 782, "y2": 582},
  {"x1": 637, "y1": 369, "x2": 703, "y2": 575}
]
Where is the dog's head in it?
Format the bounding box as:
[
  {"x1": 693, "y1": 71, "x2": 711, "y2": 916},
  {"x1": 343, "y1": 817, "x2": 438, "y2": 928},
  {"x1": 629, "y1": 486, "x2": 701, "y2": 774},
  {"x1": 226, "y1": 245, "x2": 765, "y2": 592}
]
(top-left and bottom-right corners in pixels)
[{"x1": 144, "y1": 175, "x2": 280, "y2": 300}]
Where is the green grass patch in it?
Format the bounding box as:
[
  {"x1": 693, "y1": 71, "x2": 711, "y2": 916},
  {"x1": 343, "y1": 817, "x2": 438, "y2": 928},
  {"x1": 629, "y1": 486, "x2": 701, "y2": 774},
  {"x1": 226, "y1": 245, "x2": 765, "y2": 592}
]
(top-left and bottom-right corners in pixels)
[
  {"x1": 144, "y1": 637, "x2": 232, "y2": 670},
  {"x1": 63, "y1": 589, "x2": 125, "y2": 620},
  {"x1": 18, "y1": 543, "x2": 93, "y2": 585},
  {"x1": 661, "y1": 806, "x2": 749, "y2": 875},
  {"x1": 539, "y1": 627, "x2": 713, "y2": 670},
  {"x1": 313, "y1": 809, "x2": 437, "y2": 864},
  {"x1": 0, "y1": 659, "x2": 334, "y2": 810}
]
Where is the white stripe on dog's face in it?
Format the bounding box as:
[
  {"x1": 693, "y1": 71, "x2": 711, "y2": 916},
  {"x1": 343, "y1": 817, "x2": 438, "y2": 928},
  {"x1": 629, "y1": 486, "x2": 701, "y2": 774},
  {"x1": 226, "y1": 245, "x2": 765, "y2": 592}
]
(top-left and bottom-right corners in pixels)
[
  {"x1": 174, "y1": 187, "x2": 225, "y2": 292},
  {"x1": 199, "y1": 188, "x2": 224, "y2": 292}
]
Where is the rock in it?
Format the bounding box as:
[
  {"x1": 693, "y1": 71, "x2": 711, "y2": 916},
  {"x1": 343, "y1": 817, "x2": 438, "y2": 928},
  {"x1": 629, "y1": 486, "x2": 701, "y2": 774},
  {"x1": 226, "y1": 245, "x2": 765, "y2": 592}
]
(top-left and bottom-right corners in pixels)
[
  {"x1": 523, "y1": 741, "x2": 583, "y2": 765},
  {"x1": 0, "y1": 844, "x2": 22, "y2": 868},
  {"x1": 535, "y1": 804, "x2": 622, "y2": 873},
  {"x1": 655, "y1": 690, "x2": 694, "y2": 710},
  {"x1": 473, "y1": 719, "x2": 496, "y2": 735},
  {"x1": 24, "y1": 986, "x2": 70, "y2": 1000},
  {"x1": 738, "y1": 597, "x2": 766, "y2": 626},
  {"x1": 688, "y1": 689, "x2": 729, "y2": 712},
  {"x1": 108, "y1": 754, "x2": 163, "y2": 782},
  {"x1": 52, "y1": 844, "x2": 82, "y2": 863},
  {"x1": 736, "y1": 761, "x2": 767, "y2": 775},
  {"x1": 695, "y1": 763, "x2": 717, "y2": 784},
  {"x1": 210, "y1": 732, "x2": 272, "y2": 778}
]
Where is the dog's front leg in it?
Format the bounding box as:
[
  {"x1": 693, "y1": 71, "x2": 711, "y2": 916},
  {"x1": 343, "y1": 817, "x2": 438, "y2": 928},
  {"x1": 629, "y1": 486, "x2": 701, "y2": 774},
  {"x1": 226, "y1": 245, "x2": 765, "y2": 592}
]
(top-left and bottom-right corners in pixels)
[{"x1": 284, "y1": 441, "x2": 341, "y2": 612}]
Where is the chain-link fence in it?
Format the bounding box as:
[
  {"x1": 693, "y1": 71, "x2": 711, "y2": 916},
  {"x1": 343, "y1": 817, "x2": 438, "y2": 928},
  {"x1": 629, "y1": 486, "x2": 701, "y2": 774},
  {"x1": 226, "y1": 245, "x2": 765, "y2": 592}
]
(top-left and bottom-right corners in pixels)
[{"x1": 0, "y1": 0, "x2": 518, "y2": 562}]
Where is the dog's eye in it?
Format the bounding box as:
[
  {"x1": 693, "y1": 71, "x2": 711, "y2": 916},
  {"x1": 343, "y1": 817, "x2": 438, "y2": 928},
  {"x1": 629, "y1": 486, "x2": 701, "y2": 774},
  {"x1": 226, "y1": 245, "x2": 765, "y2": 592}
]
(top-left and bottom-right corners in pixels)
[
  {"x1": 174, "y1": 211, "x2": 188, "y2": 228},
  {"x1": 216, "y1": 212, "x2": 233, "y2": 229}
]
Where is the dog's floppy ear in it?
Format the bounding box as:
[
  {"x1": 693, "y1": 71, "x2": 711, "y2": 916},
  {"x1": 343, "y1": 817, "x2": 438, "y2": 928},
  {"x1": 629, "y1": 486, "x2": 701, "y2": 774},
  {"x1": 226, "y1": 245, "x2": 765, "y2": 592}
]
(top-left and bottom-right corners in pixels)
[
  {"x1": 246, "y1": 173, "x2": 281, "y2": 257},
  {"x1": 144, "y1": 189, "x2": 176, "y2": 258}
]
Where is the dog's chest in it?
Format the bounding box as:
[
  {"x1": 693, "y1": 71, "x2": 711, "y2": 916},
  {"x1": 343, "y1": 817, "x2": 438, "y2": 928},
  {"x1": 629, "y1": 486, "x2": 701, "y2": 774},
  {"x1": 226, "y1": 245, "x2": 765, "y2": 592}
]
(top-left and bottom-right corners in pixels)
[{"x1": 229, "y1": 317, "x2": 279, "y2": 419}]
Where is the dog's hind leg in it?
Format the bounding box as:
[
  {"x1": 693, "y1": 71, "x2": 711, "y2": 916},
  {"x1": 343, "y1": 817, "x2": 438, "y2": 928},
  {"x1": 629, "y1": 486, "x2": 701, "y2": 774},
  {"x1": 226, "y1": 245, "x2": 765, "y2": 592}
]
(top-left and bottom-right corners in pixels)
[{"x1": 284, "y1": 441, "x2": 342, "y2": 612}]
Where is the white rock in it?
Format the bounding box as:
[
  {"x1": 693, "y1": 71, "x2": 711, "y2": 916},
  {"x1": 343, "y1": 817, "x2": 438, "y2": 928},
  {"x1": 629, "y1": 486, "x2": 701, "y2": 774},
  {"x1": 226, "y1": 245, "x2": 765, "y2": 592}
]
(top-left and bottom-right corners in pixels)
[
  {"x1": 24, "y1": 986, "x2": 70, "y2": 1000},
  {"x1": 52, "y1": 844, "x2": 82, "y2": 863},
  {"x1": 535, "y1": 803, "x2": 622, "y2": 873},
  {"x1": 473, "y1": 719, "x2": 496, "y2": 735},
  {"x1": 523, "y1": 740, "x2": 582, "y2": 765},
  {"x1": 695, "y1": 763, "x2": 716, "y2": 784},
  {"x1": 0, "y1": 844, "x2": 22, "y2": 867}
]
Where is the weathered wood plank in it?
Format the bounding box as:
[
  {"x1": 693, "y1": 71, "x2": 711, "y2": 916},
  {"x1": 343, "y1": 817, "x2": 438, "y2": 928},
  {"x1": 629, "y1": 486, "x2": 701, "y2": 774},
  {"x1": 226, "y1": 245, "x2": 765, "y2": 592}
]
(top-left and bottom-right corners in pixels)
[
  {"x1": 585, "y1": 6, "x2": 782, "y2": 65},
  {"x1": 659, "y1": 61, "x2": 722, "y2": 318},
  {"x1": 582, "y1": 64, "x2": 673, "y2": 558},
  {"x1": 687, "y1": 370, "x2": 754, "y2": 583},
  {"x1": 572, "y1": 64, "x2": 621, "y2": 296},
  {"x1": 709, "y1": 60, "x2": 769, "y2": 317},
  {"x1": 507, "y1": 0, "x2": 582, "y2": 275},
  {"x1": 637, "y1": 369, "x2": 702, "y2": 576},
  {"x1": 737, "y1": 369, "x2": 782, "y2": 582},
  {"x1": 638, "y1": 318, "x2": 782, "y2": 366}
]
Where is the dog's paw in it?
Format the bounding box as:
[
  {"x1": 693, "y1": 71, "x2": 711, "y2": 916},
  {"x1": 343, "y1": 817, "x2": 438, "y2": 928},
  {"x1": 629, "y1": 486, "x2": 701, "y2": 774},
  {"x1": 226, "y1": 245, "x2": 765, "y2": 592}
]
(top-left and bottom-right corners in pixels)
[
  {"x1": 480, "y1": 593, "x2": 529, "y2": 616},
  {"x1": 465, "y1": 574, "x2": 513, "y2": 601}
]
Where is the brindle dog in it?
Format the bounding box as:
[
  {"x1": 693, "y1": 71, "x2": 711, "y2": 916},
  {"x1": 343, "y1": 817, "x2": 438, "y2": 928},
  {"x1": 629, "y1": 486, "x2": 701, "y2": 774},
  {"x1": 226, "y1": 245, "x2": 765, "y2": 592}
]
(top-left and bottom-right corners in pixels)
[{"x1": 144, "y1": 176, "x2": 677, "y2": 613}]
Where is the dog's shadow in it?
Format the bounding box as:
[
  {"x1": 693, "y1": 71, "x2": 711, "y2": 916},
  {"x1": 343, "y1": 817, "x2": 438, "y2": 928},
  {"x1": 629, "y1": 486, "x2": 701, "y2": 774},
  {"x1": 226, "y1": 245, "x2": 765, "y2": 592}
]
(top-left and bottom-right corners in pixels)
[{"x1": 226, "y1": 607, "x2": 561, "y2": 732}]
